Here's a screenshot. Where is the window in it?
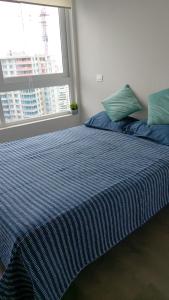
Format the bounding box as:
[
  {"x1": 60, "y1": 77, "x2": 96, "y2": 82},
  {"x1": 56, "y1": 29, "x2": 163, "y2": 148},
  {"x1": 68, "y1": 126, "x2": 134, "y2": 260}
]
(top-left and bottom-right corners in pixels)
[{"x1": 0, "y1": 1, "x2": 73, "y2": 127}]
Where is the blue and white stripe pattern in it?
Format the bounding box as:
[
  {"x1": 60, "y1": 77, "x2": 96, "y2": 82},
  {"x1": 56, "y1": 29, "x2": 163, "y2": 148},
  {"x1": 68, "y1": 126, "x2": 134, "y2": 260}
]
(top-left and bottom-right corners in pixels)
[{"x1": 1, "y1": 125, "x2": 169, "y2": 299}]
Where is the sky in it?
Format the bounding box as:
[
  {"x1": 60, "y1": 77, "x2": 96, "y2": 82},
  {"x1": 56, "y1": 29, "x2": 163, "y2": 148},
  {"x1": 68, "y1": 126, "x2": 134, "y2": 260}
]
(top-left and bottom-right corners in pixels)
[{"x1": 0, "y1": 1, "x2": 62, "y2": 65}]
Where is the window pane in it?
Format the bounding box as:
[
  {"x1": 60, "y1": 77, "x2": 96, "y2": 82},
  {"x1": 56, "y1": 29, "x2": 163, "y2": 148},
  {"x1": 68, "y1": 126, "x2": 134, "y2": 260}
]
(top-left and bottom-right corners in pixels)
[
  {"x1": 0, "y1": 2, "x2": 63, "y2": 77},
  {"x1": 0, "y1": 86, "x2": 70, "y2": 124}
]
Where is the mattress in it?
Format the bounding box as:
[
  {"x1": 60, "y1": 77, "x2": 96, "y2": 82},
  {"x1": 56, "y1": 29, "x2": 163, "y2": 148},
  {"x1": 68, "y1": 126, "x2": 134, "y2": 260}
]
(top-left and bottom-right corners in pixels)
[{"x1": 0, "y1": 125, "x2": 169, "y2": 299}]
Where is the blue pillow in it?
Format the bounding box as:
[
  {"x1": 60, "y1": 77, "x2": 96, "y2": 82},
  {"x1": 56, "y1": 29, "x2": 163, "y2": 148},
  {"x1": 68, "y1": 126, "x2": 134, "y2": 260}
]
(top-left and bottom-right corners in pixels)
[
  {"x1": 128, "y1": 120, "x2": 169, "y2": 146},
  {"x1": 84, "y1": 111, "x2": 137, "y2": 132}
]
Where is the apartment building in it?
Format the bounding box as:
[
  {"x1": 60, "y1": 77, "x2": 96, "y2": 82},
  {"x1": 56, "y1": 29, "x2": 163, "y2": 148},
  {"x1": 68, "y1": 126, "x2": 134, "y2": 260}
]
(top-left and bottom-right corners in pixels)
[{"x1": 1, "y1": 54, "x2": 70, "y2": 123}]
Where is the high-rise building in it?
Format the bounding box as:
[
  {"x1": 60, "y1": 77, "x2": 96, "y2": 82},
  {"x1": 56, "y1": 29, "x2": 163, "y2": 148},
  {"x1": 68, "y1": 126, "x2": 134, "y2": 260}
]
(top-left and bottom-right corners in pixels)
[{"x1": 0, "y1": 54, "x2": 70, "y2": 123}]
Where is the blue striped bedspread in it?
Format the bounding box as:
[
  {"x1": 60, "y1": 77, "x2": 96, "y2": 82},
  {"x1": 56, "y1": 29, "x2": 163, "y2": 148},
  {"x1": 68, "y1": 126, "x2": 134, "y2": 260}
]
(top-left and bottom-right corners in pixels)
[{"x1": 1, "y1": 125, "x2": 169, "y2": 299}]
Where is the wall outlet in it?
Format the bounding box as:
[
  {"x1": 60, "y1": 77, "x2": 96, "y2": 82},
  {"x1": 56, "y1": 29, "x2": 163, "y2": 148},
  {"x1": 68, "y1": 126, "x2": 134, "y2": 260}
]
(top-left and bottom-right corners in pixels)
[{"x1": 96, "y1": 74, "x2": 103, "y2": 82}]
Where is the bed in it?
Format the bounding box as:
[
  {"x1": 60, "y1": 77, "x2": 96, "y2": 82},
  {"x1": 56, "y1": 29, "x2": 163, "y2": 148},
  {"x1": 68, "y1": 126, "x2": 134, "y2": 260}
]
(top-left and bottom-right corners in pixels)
[{"x1": 1, "y1": 125, "x2": 169, "y2": 299}]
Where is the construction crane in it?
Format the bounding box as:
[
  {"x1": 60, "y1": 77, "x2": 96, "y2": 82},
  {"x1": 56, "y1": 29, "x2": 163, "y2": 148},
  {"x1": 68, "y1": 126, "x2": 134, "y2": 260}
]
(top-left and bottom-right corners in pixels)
[{"x1": 40, "y1": 8, "x2": 49, "y2": 57}]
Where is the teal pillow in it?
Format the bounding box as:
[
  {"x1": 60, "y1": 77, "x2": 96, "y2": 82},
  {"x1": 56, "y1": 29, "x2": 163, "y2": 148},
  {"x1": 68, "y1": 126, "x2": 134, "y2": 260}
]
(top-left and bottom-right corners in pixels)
[
  {"x1": 101, "y1": 85, "x2": 142, "y2": 122},
  {"x1": 148, "y1": 88, "x2": 169, "y2": 125}
]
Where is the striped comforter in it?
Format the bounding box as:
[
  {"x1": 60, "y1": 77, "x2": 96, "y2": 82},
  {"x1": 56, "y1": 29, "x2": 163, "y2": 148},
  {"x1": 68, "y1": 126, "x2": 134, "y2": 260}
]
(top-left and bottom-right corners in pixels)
[{"x1": 1, "y1": 125, "x2": 169, "y2": 299}]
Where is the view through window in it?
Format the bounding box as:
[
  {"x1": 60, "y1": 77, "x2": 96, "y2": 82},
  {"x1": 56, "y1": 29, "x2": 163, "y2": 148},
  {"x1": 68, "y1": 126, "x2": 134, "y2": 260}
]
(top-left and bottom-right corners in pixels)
[{"x1": 0, "y1": 1, "x2": 71, "y2": 125}]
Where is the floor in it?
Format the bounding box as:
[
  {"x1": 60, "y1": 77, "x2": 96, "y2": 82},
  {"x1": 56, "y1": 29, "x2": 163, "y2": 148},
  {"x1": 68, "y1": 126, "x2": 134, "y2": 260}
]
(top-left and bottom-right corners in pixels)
[
  {"x1": 0, "y1": 260, "x2": 5, "y2": 280},
  {"x1": 63, "y1": 206, "x2": 169, "y2": 300}
]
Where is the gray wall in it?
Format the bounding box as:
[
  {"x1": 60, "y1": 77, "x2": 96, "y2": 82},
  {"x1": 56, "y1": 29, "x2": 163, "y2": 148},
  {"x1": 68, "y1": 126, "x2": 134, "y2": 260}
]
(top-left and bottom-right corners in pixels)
[
  {"x1": 75, "y1": 0, "x2": 169, "y2": 122},
  {"x1": 0, "y1": 115, "x2": 79, "y2": 143}
]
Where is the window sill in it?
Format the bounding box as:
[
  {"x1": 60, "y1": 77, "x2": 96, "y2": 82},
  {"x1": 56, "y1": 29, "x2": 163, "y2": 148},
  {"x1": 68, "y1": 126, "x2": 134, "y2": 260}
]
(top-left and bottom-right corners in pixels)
[
  {"x1": 0, "y1": 112, "x2": 80, "y2": 143},
  {"x1": 0, "y1": 112, "x2": 79, "y2": 131}
]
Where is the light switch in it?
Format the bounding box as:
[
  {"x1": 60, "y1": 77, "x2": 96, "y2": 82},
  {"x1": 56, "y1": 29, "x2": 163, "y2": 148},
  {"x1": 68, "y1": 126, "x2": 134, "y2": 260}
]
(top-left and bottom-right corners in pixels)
[{"x1": 96, "y1": 74, "x2": 103, "y2": 82}]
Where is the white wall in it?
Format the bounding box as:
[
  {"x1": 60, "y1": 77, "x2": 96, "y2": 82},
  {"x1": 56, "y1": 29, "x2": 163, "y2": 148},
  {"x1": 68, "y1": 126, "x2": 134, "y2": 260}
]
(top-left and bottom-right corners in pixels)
[{"x1": 74, "y1": 0, "x2": 169, "y2": 122}]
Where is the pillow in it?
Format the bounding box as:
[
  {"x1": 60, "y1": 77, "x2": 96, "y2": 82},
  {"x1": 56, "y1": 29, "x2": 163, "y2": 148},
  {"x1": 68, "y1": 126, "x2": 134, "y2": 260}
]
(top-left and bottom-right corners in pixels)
[
  {"x1": 128, "y1": 120, "x2": 169, "y2": 146},
  {"x1": 101, "y1": 84, "x2": 142, "y2": 122},
  {"x1": 84, "y1": 111, "x2": 137, "y2": 132},
  {"x1": 148, "y1": 88, "x2": 169, "y2": 125}
]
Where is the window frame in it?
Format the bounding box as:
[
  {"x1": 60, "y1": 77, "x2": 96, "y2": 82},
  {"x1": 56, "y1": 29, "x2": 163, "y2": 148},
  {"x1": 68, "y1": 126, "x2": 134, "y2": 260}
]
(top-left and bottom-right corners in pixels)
[{"x1": 0, "y1": 3, "x2": 74, "y2": 128}]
